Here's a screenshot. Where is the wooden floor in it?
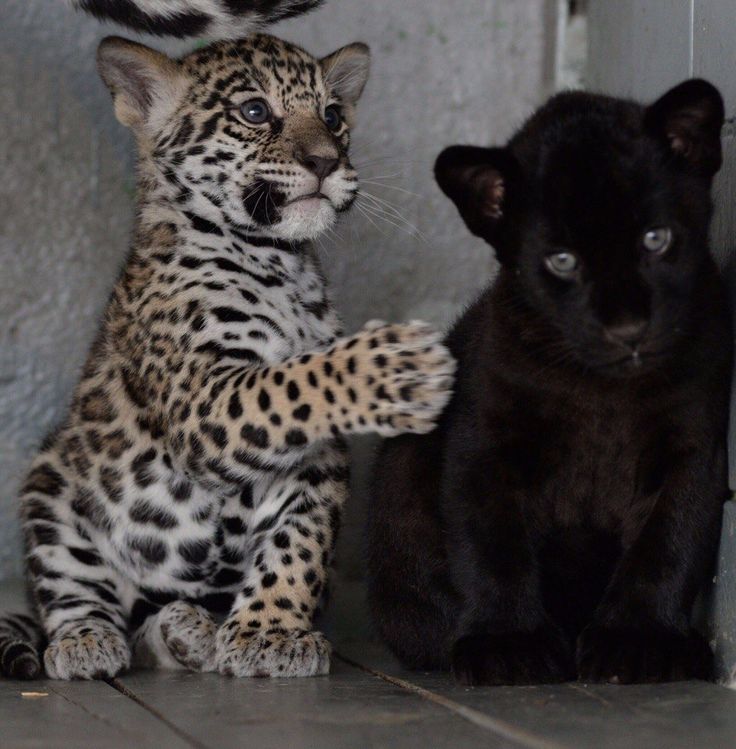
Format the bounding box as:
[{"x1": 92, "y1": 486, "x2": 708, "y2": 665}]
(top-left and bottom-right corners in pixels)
[{"x1": 3, "y1": 581, "x2": 736, "y2": 749}]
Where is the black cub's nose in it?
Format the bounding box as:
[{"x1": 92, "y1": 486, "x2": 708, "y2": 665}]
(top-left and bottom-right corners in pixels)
[
  {"x1": 300, "y1": 154, "x2": 339, "y2": 180},
  {"x1": 606, "y1": 319, "x2": 648, "y2": 347}
]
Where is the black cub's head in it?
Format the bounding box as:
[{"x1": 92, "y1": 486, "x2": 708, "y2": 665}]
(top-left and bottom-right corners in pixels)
[{"x1": 436, "y1": 80, "x2": 725, "y2": 376}]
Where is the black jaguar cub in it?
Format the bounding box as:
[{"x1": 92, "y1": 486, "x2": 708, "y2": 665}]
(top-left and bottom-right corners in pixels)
[{"x1": 367, "y1": 80, "x2": 732, "y2": 685}]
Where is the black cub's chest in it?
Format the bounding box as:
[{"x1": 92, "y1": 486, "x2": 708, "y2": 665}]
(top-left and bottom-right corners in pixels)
[{"x1": 494, "y1": 380, "x2": 671, "y2": 535}]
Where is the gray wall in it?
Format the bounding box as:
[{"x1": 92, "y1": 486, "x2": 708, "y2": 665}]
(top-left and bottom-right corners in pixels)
[
  {"x1": 588, "y1": 0, "x2": 736, "y2": 684},
  {"x1": 0, "y1": 0, "x2": 555, "y2": 580}
]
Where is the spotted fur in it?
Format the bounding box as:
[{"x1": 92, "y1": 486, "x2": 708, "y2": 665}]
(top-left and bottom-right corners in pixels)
[
  {"x1": 0, "y1": 34, "x2": 454, "y2": 681},
  {"x1": 72, "y1": 0, "x2": 323, "y2": 38}
]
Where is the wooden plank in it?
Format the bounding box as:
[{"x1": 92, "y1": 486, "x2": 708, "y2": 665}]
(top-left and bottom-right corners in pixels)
[
  {"x1": 0, "y1": 577, "x2": 195, "y2": 748},
  {"x1": 0, "y1": 679, "x2": 194, "y2": 749},
  {"x1": 587, "y1": 0, "x2": 692, "y2": 99},
  {"x1": 0, "y1": 581, "x2": 501, "y2": 749},
  {"x1": 113, "y1": 662, "x2": 506, "y2": 749},
  {"x1": 341, "y1": 641, "x2": 736, "y2": 749}
]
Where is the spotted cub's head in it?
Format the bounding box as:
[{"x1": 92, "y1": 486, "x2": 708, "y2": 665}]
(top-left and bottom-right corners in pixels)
[{"x1": 97, "y1": 34, "x2": 370, "y2": 241}]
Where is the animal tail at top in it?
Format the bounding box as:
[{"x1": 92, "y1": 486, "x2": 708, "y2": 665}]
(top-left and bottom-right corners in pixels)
[{"x1": 70, "y1": 0, "x2": 324, "y2": 39}]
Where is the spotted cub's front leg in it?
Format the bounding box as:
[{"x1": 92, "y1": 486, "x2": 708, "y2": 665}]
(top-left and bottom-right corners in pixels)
[
  {"x1": 215, "y1": 454, "x2": 345, "y2": 678},
  {"x1": 172, "y1": 319, "x2": 455, "y2": 478},
  {"x1": 215, "y1": 535, "x2": 332, "y2": 678}
]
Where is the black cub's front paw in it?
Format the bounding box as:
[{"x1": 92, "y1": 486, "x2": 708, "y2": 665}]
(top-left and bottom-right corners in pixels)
[
  {"x1": 576, "y1": 625, "x2": 713, "y2": 684},
  {"x1": 451, "y1": 628, "x2": 574, "y2": 686}
]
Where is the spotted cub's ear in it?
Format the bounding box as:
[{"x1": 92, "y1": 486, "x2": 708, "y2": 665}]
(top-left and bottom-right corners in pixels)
[
  {"x1": 321, "y1": 43, "x2": 371, "y2": 113},
  {"x1": 435, "y1": 146, "x2": 519, "y2": 252},
  {"x1": 644, "y1": 78, "x2": 725, "y2": 179},
  {"x1": 97, "y1": 37, "x2": 187, "y2": 132}
]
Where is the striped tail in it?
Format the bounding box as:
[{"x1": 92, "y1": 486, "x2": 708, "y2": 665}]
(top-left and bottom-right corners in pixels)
[
  {"x1": 0, "y1": 614, "x2": 45, "y2": 680},
  {"x1": 71, "y1": 0, "x2": 324, "y2": 39}
]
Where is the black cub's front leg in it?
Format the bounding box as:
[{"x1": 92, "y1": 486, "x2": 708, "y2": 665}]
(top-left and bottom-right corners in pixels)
[
  {"x1": 577, "y1": 447, "x2": 725, "y2": 684},
  {"x1": 445, "y1": 453, "x2": 574, "y2": 686},
  {"x1": 453, "y1": 629, "x2": 574, "y2": 687},
  {"x1": 577, "y1": 626, "x2": 713, "y2": 684}
]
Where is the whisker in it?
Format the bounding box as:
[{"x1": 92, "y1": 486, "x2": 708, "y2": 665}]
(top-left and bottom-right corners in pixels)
[
  {"x1": 358, "y1": 192, "x2": 428, "y2": 243},
  {"x1": 360, "y1": 180, "x2": 422, "y2": 198},
  {"x1": 357, "y1": 200, "x2": 427, "y2": 242},
  {"x1": 354, "y1": 202, "x2": 391, "y2": 238}
]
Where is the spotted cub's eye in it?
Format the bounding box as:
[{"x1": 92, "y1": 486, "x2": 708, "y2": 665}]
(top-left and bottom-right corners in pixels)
[
  {"x1": 642, "y1": 226, "x2": 672, "y2": 255},
  {"x1": 240, "y1": 98, "x2": 271, "y2": 125},
  {"x1": 324, "y1": 105, "x2": 342, "y2": 132},
  {"x1": 545, "y1": 252, "x2": 579, "y2": 279}
]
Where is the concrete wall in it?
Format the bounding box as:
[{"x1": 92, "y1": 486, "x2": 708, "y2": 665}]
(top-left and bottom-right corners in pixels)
[{"x1": 0, "y1": 1, "x2": 555, "y2": 579}]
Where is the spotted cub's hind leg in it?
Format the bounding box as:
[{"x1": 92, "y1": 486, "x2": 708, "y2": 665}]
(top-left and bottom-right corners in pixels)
[{"x1": 132, "y1": 601, "x2": 217, "y2": 672}]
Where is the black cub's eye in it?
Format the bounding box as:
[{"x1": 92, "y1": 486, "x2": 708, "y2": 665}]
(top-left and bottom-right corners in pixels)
[
  {"x1": 545, "y1": 252, "x2": 579, "y2": 279},
  {"x1": 324, "y1": 105, "x2": 342, "y2": 132},
  {"x1": 240, "y1": 98, "x2": 271, "y2": 125},
  {"x1": 642, "y1": 226, "x2": 672, "y2": 255}
]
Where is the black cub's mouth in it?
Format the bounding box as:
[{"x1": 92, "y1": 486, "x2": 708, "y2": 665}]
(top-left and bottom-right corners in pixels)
[{"x1": 593, "y1": 347, "x2": 669, "y2": 376}]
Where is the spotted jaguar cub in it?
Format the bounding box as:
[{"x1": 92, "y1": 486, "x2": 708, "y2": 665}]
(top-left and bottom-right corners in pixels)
[{"x1": 0, "y1": 34, "x2": 454, "y2": 681}]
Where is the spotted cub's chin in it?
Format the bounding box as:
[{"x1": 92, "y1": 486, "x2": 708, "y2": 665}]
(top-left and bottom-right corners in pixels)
[{"x1": 275, "y1": 198, "x2": 338, "y2": 241}]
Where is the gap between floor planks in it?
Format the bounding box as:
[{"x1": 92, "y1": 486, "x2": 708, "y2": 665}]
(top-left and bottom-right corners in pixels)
[
  {"x1": 334, "y1": 652, "x2": 567, "y2": 749},
  {"x1": 106, "y1": 677, "x2": 210, "y2": 749}
]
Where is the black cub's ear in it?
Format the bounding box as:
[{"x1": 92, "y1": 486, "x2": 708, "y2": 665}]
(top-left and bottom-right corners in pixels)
[
  {"x1": 644, "y1": 79, "x2": 725, "y2": 179},
  {"x1": 435, "y1": 146, "x2": 517, "y2": 247}
]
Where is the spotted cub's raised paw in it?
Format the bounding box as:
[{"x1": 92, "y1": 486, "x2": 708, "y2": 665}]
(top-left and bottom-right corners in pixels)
[
  {"x1": 348, "y1": 320, "x2": 456, "y2": 436},
  {"x1": 216, "y1": 625, "x2": 331, "y2": 678},
  {"x1": 44, "y1": 621, "x2": 130, "y2": 680}
]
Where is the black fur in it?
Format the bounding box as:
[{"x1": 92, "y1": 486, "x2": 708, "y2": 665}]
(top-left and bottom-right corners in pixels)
[{"x1": 367, "y1": 80, "x2": 732, "y2": 686}]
